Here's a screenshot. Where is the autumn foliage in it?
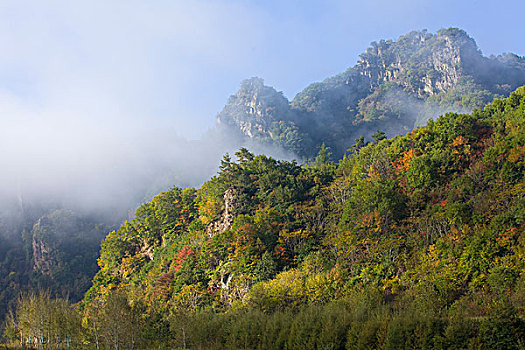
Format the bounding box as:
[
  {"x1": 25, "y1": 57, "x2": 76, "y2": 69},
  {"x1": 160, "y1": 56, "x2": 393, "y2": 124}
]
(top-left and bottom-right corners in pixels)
[{"x1": 6, "y1": 87, "x2": 525, "y2": 349}]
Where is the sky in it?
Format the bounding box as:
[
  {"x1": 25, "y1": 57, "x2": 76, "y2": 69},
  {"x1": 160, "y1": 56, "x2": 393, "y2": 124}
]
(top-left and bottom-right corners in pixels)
[
  {"x1": 0, "y1": 0, "x2": 523, "y2": 210},
  {"x1": 0, "y1": 0, "x2": 523, "y2": 138}
]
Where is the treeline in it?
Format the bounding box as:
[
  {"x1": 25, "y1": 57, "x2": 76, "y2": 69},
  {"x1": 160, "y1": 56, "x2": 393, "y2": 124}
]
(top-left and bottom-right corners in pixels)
[
  {"x1": 4, "y1": 290, "x2": 142, "y2": 350},
  {"x1": 3, "y1": 292, "x2": 80, "y2": 349},
  {"x1": 4, "y1": 288, "x2": 523, "y2": 349},
  {"x1": 3, "y1": 87, "x2": 525, "y2": 349}
]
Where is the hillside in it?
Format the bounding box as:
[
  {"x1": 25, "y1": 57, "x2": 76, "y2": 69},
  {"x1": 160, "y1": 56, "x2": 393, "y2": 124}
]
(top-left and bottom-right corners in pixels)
[
  {"x1": 217, "y1": 28, "x2": 525, "y2": 159},
  {"x1": 0, "y1": 204, "x2": 116, "y2": 329},
  {"x1": 2, "y1": 27, "x2": 525, "y2": 349},
  {"x1": 8, "y1": 86, "x2": 521, "y2": 349}
]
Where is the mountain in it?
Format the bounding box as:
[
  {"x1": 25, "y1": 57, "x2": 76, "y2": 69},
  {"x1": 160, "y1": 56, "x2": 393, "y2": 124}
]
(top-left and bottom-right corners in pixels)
[
  {"x1": 217, "y1": 28, "x2": 525, "y2": 159},
  {"x1": 0, "y1": 203, "x2": 116, "y2": 329},
  {"x1": 3, "y1": 27, "x2": 525, "y2": 348},
  {"x1": 53, "y1": 86, "x2": 525, "y2": 349}
]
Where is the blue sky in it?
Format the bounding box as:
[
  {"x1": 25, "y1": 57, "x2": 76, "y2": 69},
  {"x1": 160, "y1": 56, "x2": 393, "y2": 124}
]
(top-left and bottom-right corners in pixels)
[{"x1": 0, "y1": 0, "x2": 523, "y2": 139}]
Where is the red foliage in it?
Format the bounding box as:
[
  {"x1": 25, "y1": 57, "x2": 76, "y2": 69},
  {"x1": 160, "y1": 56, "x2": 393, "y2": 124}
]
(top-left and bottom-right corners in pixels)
[
  {"x1": 274, "y1": 244, "x2": 286, "y2": 257},
  {"x1": 153, "y1": 271, "x2": 174, "y2": 297},
  {"x1": 173, "y1": 246, "x2": 195, "y2": 272}
]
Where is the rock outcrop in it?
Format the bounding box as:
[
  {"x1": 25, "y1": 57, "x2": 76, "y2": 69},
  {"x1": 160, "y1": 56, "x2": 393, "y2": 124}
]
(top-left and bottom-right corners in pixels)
[
  {"x1": 28, "y1": 209, "x2": 110, "y2": 297},
  {"x1": 31, "y1": 217, "x2": 58, "y2": 277},
  {"x1": 215, "y1": 28, "x2": 525, "y2": 159},
  {"x1": 207, "y1": 188, "x2": 238, "y2": 236},
  {"x1": 217, "y1": 77, "x2": 292, "y2": 139}
]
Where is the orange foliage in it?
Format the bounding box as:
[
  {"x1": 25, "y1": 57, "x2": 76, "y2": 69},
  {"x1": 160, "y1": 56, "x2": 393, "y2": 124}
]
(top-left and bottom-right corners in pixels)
[
  {"x1": 496, "y1": 227, "x2": 518, "y2": 247},
  {"x1": 508, "y1": 145, "x2": 525, "y2": 164},
  {"x1": 173, "y1": 246, "x2": 195, "y2": 272},
  {"x1": 452, "y1": 135, "x2": 471, "y2": 155},
  {"x1": 393, "y1": 149, "x2": 415, "y2": 172},
  {"x1": 359, "y1": 210, "x2": 382, "y2": 233}
]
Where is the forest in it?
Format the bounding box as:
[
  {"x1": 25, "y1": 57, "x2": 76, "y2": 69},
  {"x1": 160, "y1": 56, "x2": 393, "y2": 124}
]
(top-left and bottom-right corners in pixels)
[
  {"x1": 2, "y1": 28, "x2": 525, "y2": 336},
  {"x1": 3, "y1": 85, "x2": 524, "y2": 349}
]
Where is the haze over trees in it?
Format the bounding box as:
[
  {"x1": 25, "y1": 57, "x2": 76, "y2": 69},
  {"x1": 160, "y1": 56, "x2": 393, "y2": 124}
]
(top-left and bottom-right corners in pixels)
[
  {"x1": 4, "y1": 85, "x2": 524, "y2": 349},
  {"x1": 1, "y1": 28, "x2": 525, "y2": 349}
]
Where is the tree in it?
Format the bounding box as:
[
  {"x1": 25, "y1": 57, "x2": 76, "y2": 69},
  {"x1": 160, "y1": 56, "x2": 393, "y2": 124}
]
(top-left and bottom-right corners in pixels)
[
  {"x1": 349, "y1": 136, "x2": 366, "y2": 154},
  {"x1": 372, "y1": 130, "x2": 387, "y2": 143},
  {"x1": 235, "y1": 147, "x2": 255, "y2": 164},
  {"x1": 255, "y1": 251, "x2": 277, "y2": 282},
  {"x1": 98, "y1": 290, "x2": 142, "y2": 350},
  {"x1": 219, "y1": 153, "x2": 234, "y2": 183},
  {"x1": 5, "y1": 291, "x2": 82, "y2": 349},
  {"x1": 315, "y1": 143, "x2": 332, "y2": 166}
]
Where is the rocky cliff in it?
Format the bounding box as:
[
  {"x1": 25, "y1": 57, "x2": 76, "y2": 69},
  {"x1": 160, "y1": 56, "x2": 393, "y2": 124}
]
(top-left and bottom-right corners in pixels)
[
  {"x1": 216, "y1": 28, "x2": 525, "y2": 159},
  {"x1": 217, "y1": 77, "x2": 292, "y2": 138}
]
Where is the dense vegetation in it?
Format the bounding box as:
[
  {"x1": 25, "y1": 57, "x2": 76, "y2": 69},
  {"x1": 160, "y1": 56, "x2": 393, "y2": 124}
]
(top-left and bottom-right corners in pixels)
[
  {"x1": 2, "y1": 29, "x2": 524, "y2": 336},
  {"x1": 4, "y1": 86, "x2": 524, "y2": 349}
]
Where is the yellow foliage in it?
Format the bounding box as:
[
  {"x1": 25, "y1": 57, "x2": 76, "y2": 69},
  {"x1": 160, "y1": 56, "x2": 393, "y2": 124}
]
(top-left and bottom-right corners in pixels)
[
  {"x1": 171, "y1": 284, "x2": 203, "y2": 312},
  {"x1": 393, "y1": 148, "x2": 414, "y2": 172},
  {"x1": 367, "y1": 164, "x2": 380, "y2": 181},
  {"x1": 382, "y1": 275, "x2": 401, "y2": 294},
  {"x1": 452, "y1": 135, "x2": 471, "y2": 155},
  {"x1": 508, "y1": 145, "x2": 525, "y2": 164},
  {"x1": 199, "y1": 199, "x2": 220, "y2": 225},
  {"x1": 120, "y1": 254, "x2": 147, "y2": 280}
]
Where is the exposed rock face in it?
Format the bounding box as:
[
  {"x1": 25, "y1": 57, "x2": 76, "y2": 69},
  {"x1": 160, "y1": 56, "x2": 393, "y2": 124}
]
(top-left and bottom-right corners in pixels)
[
  {"x1": 217, "y1": 77, "x2": 292, "y2": 139},
  {"x1": 29, "y1": 209, "x2": 109, "y2": 294},
  {"x1": 142, "y1": 246, "x2": 155, "y2": 261},
  {"x1": 208, "y1": 188, "x2": 237, "y2": 236},
  {"x1": 353, "y1": 29, "x2": 490, "y2": 97},
  {"x1": 215, "y1": 28, "x2": 525, "y2": 159},
  {"x1": 31, "y1": 218, "x2": 58, "y2": 277}
]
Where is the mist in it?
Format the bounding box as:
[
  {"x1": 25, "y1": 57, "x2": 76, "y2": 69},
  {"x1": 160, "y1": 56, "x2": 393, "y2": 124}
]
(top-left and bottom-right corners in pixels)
[
  {"x1": 0, "y1": 110, "x2": 294, "y2": 218},
  {"x1": 0, "y1": 1, "x2": 523, "y2": 218},
  {"x1": 0, "y1": 1, "x2": 301, "y2": 218}
]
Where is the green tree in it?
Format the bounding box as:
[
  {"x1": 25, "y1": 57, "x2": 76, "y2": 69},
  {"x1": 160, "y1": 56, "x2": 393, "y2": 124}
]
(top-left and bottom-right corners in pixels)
[
  {"x1": 372, "y1": 130, "x2": 387, "y2": 143},
  {"x1": 316, "y1": 143, "x2": 332, "y2": 166},
  {"x1": 348, "y1": 136, "x2": 366, "y2": 154},
  {"x1": 98, "y1": 290, "x2": 142, "y2": 350}
]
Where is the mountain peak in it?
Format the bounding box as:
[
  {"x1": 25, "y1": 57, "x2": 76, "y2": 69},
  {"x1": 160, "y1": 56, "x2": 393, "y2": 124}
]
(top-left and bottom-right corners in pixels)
[
  {"x1": 214, "y1": 28, "x2": 525, "y2": 159},
  {"x1": 216, "y1": 77, "x2": 291, "y2": 139}
]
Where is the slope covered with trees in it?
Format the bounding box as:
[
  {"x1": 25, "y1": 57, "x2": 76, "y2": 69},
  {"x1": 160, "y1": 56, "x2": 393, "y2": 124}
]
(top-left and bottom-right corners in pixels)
[
  {"x1": 6, "y1": 86, "x2": 524, "y2": 349},
  {"x1": 2, "y1": 28, "x2": 524, "y2": 335}
]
